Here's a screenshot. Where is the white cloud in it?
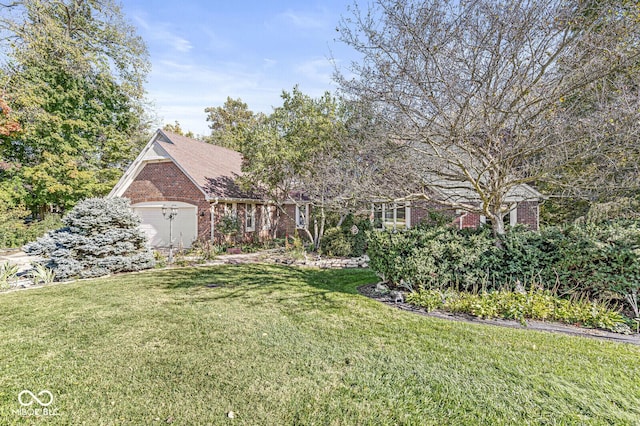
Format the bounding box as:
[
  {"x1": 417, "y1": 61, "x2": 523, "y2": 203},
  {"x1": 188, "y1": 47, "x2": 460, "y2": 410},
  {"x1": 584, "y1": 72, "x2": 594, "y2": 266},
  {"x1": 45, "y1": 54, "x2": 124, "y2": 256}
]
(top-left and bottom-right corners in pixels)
[
  {"x1": 273, "y1": 8, "x2": 330, "y2": 31},
  {"x1": 295, "y1": 58, "x2": 335, "y2": 84},
  {"x1": 145, "y1": 63, "x2": 284, "y2": 135},
  {"x1": 263, "y1": 58, "x2": 277, "y2": 68},
  {"x1": 281, "y1": 10, "x2": 326, "y2": 29},
  {"x1": 133, "y1": 15, "x2": 192, "y2": 53},
  {"x1": 200, "y1": 27, "x2": 232, "y2": 51}
]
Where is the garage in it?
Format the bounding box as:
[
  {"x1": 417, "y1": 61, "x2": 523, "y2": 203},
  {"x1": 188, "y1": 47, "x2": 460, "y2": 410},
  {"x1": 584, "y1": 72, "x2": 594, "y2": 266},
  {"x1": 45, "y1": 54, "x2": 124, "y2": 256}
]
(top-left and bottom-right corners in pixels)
[{"x1": 131, "y1": 201, "x2": 198, "y2": 249}]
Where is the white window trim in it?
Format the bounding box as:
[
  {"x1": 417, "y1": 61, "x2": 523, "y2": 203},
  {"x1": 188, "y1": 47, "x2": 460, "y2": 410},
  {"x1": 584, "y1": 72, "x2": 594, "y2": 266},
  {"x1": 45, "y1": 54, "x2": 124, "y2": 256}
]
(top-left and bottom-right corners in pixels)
[
  {"x1": 245, "y1": 203, "x2": 255, "y2": 232},
  {"x1": 509, "y1": 206, "x2": 518, "y2": 227},
  {"x1": 372, "y1": 203, "x2": 410, "y2": 230},
  {"x1": 295, "y1": 204, "x2": 309, "y2": 229},
  {"x1": 224, "y1": 202, "x2": 237, "y2": 218},
  {"x1": 481, "y1": 207, "x2": 518, "y2": 227}
]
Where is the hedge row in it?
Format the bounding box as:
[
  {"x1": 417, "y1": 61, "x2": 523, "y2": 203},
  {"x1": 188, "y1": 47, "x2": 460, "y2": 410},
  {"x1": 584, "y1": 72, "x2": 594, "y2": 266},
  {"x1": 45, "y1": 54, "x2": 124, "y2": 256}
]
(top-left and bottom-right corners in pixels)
[{"x1": 367, "y1": 221, "x2": 640, "y2": 303}]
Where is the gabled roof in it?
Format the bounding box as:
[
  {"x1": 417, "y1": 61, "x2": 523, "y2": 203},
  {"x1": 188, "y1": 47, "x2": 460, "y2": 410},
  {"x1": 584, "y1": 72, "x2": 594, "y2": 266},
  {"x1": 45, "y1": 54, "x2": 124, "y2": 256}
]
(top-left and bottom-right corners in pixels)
[
  {"x1": 110, "y1": 129, "x2": 256, "y2": 200},
  {"x1": 427, "y1": 178, "x2": 544, "y2": 203}
]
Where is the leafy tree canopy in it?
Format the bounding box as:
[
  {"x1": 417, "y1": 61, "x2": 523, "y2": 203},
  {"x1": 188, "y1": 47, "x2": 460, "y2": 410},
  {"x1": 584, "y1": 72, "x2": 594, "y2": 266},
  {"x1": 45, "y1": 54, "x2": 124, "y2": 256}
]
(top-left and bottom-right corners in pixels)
[
  {"x1": 205, "y1": 97, "x2": 260, "y2": 150},
  {"x1": 163, "y1": 121, "x2": 194, "y2": 138},
  {"x1": 238, "y1": 87, "x2": 346, "y2": 246},
  {"x1": 0, "y1": 0, "x2": 150, "y2": 216}
]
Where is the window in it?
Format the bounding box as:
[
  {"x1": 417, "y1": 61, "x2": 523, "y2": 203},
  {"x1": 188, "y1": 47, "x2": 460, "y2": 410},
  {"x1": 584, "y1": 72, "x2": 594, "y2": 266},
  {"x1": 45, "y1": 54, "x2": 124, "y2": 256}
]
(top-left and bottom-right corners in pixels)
[
  {"x1": 245, "y1": 204, "x2": 255, "y2": 232},
  {"x1": 372, "y1": 203, "x2": 410, "y2": 230},
  {"x1": 480, "y1": 206, "x2": 517, "y2": 228},
  {"x1": 295, "y1": 204, "x2": 309, "y2": 229},
  {"x1": 223, "y1": 203, "x2": 237, "y2": 217},
  {"x1": 373, "y1": 204, "x2": 383, "y2": 229}
]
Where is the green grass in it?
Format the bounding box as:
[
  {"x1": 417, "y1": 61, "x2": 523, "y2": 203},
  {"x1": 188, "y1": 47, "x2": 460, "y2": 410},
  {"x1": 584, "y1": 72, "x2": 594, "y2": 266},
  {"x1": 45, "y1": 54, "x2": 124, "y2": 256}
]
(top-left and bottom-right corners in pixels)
[{"x1": 0, "y1": 264, "x2": 639, "y2": 425}]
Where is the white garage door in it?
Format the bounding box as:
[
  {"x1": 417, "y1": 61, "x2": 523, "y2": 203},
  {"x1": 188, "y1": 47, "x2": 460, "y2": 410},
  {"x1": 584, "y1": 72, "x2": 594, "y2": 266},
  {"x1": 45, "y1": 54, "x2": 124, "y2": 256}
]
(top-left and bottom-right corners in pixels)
[{"x1": 132, "y1": 202, "x2": 198, "y2": 248}]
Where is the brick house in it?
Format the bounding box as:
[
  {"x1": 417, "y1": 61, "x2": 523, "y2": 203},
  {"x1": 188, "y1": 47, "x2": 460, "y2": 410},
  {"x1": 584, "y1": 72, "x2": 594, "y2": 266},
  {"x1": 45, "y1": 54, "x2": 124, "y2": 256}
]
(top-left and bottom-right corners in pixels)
[
  {"x1": 110, "y1": 130, "x2": 542, "y2": 248},
  {"x1": 372, "y1": 176, "x2": 542, "y2": 231},
  {"x1": 109, "y1": 129, "x2": 290, "y2": 248}
]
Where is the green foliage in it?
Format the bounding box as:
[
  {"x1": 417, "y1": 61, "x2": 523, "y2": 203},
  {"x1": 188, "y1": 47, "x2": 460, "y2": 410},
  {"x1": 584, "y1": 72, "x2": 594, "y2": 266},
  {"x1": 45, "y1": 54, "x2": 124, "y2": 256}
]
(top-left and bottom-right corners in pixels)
[
  {"x1": 153, "y1": 250, "x2": 167, "y2": 269},
  {"x1": 408, "y1": 288, "x2": 630, "y2": 333},
  {"x1": 162, "y1": 121, "x2": 195, "y2": 138},
  {"x1": 0, "y1": 0, "x2": 150, "y2": 215},
  {"x1": 367, "y1": 221, "x2": 640, "y2": 314},
  {"x1": 320, "y1": 227, "x2": 351, "y2": 256},
  {"x1": 405, "y1": 288, "x2": 444, "y2": 312},
  {"x1": 367, "y1": 225, "x2": 497, "y2": 290},
  {"x1": 0, "y1": 261, "x2": 19, "y2": 289},
  {"x1": 0, "y1": 202, "x2": 62, "y2": 248},
  {"x1": 205, "y1": 97, "x2": 257, "y2": 150},
  {"x1": 189, "y1": 239, "x2": 223, "y2": 261},
  {"x1": 23, "y1": 197, "x2": 154, "y2": 280},
  {"x1": 239, "y1": 87, "x2": 344, "y2": 209},
  {"x1": 218, "y1": 213, "x2": 241, "y2": 237},
  {"x1": 29, "y1": 263, "x2": 56, "y2": 285},
  {"x1": 321, "y1": 215, "x2": 372, "y2": 257}
]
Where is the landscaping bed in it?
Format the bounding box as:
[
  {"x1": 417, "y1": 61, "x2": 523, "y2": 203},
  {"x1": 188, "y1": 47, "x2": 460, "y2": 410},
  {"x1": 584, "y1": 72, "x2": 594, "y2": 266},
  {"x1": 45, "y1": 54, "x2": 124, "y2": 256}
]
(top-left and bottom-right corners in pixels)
[{"x1": 358, "y1": 283, "x2": 640, "y2": 345}]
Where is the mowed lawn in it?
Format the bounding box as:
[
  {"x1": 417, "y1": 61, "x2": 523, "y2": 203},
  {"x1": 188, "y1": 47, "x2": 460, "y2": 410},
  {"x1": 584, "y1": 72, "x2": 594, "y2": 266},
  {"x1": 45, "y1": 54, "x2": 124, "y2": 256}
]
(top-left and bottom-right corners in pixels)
[{"x1": 0, "y1": 265, "x2": 639, "y2": 425}]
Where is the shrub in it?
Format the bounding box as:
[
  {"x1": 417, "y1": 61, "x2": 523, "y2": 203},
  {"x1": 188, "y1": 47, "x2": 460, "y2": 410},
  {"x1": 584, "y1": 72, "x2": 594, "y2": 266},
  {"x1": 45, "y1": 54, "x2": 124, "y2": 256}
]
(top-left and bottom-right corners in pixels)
[
  {"x1": 321, "y1": 227, "x2": 352, "y2": 257},
  {"x1": 405, "y1": 289, "x2": 444, "y2": 312},
  {"x1": 407, "y1": 288, "x2": 630, "y2": 333},
  {"x1": 218, "y1": 213, "x2": 241, "y2": 243},
  {"x1": 23, "y1": 197, "x2": 155, "y2": 280},
  {"x1": 0, "y1": 205, "x2": 63, "y2": 249},
  {"x1": 29, "y1": 263, "x2": 56, "y2": 285},
  {"x1": 321, "y1": 215, "x2": 372, "y2": 257},
  {"x1": 367, "y1": 220, "x2": 640, "y2": 314},
  {"x1": 367, "y1": 226, "x2": 497, "y2": 291},
  {"x1": 0, "y1": 261, "x2": 19, "y2": 289}
]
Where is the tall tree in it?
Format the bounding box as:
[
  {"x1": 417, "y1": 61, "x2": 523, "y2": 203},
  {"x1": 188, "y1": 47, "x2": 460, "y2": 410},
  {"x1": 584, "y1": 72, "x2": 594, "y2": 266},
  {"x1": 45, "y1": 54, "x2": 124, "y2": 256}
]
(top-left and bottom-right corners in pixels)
[
  {"x1": 205, "y1": 97, "x2": 259, "y2": 150},
  {"x1": 0, "y1": 0, "x2": 150, "y2": 216},
  {"x1": 337, "y1": 0, "x2": 640, "y2": 235},
  {"x1": 239, "y1": 87, "x2": 344, "y2": 248}
]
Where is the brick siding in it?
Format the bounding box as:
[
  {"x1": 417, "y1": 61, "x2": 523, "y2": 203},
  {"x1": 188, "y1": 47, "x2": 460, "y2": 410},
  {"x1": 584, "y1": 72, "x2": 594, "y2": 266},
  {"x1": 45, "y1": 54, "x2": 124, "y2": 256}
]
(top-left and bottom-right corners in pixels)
[
  {"x1": 516, "y1": 201, "x2": 539, "y2": 230},
  {"x1": 121, "y1": 161, "x2": 211, "y2": 240},
  {"x1": 409, "y1": 200, "x2": 457, "y2": 228}
]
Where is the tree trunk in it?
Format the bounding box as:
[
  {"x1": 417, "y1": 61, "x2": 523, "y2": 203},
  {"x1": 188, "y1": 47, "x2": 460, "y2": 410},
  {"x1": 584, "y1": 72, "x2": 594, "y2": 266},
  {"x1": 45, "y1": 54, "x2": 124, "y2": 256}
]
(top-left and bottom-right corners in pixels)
[
  {"x1": 316, "y1": 206, "x2": 326, "y2": 251},
  {"x1": 489, "y1": 209, "x2": 506, "y2": 248}
]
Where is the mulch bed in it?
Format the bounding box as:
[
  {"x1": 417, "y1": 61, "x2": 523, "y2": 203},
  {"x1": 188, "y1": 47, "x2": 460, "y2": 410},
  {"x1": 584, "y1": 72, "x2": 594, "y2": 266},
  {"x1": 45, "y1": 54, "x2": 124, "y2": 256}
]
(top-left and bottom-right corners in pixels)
[{"x1": 358, "y1": 283, "x2": 640, "y2": 346}]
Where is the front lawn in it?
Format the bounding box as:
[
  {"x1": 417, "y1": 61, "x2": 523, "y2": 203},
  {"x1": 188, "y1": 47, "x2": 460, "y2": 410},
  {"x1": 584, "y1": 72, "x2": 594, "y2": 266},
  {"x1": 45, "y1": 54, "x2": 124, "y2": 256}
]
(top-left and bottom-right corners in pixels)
[{"x1": 0, "y1": 265, "x2": 638, "y2": 425}]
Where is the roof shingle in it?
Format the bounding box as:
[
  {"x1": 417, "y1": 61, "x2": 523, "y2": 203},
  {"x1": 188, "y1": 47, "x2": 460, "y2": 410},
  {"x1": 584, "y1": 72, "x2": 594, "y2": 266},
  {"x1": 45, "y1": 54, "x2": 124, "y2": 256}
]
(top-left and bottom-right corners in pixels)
[{"x1": 157, "y1": 130, "x2": 255, "y2": 199}]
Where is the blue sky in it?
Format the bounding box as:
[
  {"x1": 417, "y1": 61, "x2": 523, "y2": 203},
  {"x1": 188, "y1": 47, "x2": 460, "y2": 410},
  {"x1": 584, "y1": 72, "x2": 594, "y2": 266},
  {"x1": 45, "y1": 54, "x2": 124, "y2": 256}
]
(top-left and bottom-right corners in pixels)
[{"x1": 121, "y1": 1, "x2": 360, "y2": 137}]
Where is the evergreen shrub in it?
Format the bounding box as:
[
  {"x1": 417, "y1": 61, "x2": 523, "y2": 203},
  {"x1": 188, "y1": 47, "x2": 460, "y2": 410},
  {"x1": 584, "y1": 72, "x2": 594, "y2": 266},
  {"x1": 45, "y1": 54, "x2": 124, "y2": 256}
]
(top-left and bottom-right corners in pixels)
[
  {"x1": 367, "y1": 220, "x2": 640, "y2": 312},
  {"x1": 321, "y1": 215, "x2": 371, "y2": 257},
  {"x1": 23, "y1": 197, "x2": 154, "y2": 280}
]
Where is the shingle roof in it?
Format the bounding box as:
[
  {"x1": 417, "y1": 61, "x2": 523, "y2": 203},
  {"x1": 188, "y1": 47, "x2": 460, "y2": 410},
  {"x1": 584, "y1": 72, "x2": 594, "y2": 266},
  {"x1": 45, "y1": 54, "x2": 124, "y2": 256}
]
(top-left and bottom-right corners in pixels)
[
  {"x1": 157, "y1": 130, "x2": 255, "y2": 199},
  {"x1": 427, "y1": 177, "x2": 543, "y2": 203}
]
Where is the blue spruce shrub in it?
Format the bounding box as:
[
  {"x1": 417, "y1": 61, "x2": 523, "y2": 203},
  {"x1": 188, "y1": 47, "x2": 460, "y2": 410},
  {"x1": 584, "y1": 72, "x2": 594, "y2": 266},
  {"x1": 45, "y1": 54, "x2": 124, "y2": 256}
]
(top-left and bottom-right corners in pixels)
[{"x1": 24, "y1": 197, "x2": 155, "y2": 280}]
